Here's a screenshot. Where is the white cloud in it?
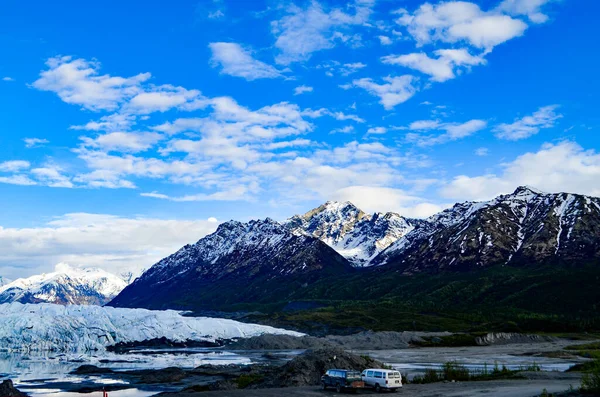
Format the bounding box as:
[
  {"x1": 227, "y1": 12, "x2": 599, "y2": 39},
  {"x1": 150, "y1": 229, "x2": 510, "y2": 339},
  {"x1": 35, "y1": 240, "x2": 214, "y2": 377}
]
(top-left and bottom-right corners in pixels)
[
  {"x1": 294, "y1": 85, "x2": 313, "y2": 95},
  {"x1": 263, "y1": 138, "x2": 313, "y2": 150},
  {"x1": 301, "y1": 108, "x2": 364, "y2": 123},
  {"x1": 73, "y1": 170, "x2": 136, "y2": 189},
  {"x1": 316, "y1": 61, "x2": 367, "y2": 77},
  {"x1": 493, "y1": 105, "x2": 562, "y2": 140},
  {"x1": 2, "y1": 77, "x2": 14, "y2": 82},
  {"x1": 367, "y1": 127, "x2": 387, "y2": 134},
  {"x1": 271, "y1": 0, "x2": 374, "y2": 64},
  {"x1": 345, "y1": 75, "x2": 418, "y2": 109},
  {"x1": 378, "y1": 35, "x2": 392, "y2": 45},
  {"x1": 406, "y1": 119, "x2": 488, "y2": 146},
  {"x1": 475, "y1": 147, "x2": 489, "y2": 156},
  {"x1": 32, "y1": 56, "x2": 150, "y2": 111},
  {"x1": 80, "y1": 131, "x2": 164, "y2": 153},
  {"x1": 497, "y1": 0, "x2": 553, "y2": 23},
  {"x1": 396, "y1": 2, "x2": 528, "y2": 51},
  {"x1": 209, "y1": 42, "x2": 284, "y2": 80},
  {"x1": 339, "y1": 62, "x2": 367, "y2": 76},
  {"x1": 441, "y1": 141, "x2": 600, "y2": 201},
  {"x1": 31, "y1": 166, "x2": 73, "y2": 188},
  {"x1": 0, "y1": 175, "x2": 37, "y2": 186},
  {"x1": 382, "y1": 48, "x2": 486, "y2": 82},
  {"x1": 208, "y1": 9, "x2": 225, "y2": 19},
  {"x1": 33, "y1": 56, "x2": 207, "y2": 115},
  {"x1": 71, "y1": 113, "x2": 137, "y2": 132},
  {"x1": 331, "y1": 125, "x2": 355, "y2": 134},
  {"x1": 126, "y1": 85, "x2": 207, "y2": 114},
  {"x1": 331, "y1": 186, "x2": 443, "y2": 218},
  {"x1": 141, "y1": 185, "x2": 254, "y2": 202},
  {"x1": 0, "y1": 160, "x2": 31, "y2": 172},
  {"x1": 23, "y1": 138, "x2": 50, "y2": 148},
  {"x1": 0, "y1": 213, "x2": 219, "y2": 279}
]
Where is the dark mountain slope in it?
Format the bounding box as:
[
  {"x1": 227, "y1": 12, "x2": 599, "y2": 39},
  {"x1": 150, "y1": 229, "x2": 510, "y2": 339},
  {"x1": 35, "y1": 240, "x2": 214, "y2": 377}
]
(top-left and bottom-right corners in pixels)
[{"x1": 109, "y1": 218, "x2": 353, "y2": 310}]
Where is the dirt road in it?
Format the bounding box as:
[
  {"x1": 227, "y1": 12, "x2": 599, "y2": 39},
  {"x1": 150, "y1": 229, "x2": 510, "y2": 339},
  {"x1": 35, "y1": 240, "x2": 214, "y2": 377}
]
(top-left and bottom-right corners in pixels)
[{"x1": 163, "y1": 373, "x2": 581, "y2": 397}]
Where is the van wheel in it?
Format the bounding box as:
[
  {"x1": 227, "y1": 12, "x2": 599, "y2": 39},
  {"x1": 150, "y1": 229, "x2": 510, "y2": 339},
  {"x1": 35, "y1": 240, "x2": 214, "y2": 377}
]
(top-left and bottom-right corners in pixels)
[
  {"x1": 375, "y1": 384, "x2": 381, "y2": 393},
  {"x1": 336, "y1": 384, "x2": 342, "y2": 393},
  {"x1": 321, "y1": 382, "x2": 327, "y2": 390}
]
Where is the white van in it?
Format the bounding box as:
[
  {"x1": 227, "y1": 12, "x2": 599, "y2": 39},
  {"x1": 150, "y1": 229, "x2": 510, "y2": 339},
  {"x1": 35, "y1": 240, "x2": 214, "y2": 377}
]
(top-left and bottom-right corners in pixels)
[{"x1": 361, "y1": 369, "x2": 402, "y2": 392}]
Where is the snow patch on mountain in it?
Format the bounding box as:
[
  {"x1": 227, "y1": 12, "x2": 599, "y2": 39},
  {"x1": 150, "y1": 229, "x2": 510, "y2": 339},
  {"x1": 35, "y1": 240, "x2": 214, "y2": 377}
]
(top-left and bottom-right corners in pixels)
[
  {"x1": 0, "y1": 302, "x2": 303, "y2": 352},
  {"x1": 0, "y1": 264, "x2": 127, "y2": 305}
]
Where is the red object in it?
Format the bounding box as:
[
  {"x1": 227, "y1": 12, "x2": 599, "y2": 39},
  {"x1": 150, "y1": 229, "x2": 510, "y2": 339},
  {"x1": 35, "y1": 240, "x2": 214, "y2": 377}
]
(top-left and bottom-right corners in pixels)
[{"x1": 103, "y1": 390, "x2": 108, "y2": 397}]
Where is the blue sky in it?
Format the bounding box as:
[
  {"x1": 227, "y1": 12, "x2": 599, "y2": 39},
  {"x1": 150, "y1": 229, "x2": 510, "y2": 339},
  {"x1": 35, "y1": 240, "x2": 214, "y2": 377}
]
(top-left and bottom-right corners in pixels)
[{"x1": 0, "y1": 0, "x2": 598, "y2": 279}]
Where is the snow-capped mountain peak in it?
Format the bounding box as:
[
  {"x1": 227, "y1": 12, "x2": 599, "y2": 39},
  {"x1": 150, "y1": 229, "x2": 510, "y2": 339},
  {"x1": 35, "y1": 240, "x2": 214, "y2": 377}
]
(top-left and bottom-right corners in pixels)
[
  {"x1": 0, "y1": 264, "x2": 126, "y2": 306},
  {"x1": 285, "y1": 201, "x2": 425, "y2": 266}
]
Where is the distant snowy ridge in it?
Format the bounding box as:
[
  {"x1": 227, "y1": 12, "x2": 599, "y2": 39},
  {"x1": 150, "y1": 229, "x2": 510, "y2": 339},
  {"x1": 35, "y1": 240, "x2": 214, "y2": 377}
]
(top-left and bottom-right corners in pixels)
[
  {"x1": 0, "y1": 302, "x2": 303, "y2": 352},
  {"x1": 0, "y1": 263, "x2": 127, "y2": 305}
]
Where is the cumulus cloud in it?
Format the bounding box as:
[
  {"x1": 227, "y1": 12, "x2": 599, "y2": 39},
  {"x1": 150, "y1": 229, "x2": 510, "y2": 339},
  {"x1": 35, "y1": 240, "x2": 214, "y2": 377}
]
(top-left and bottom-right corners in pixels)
[
  {"x1": 339, "y1": 62, "x2": 367, "y2": 76},
  {"x1": 271, "y1": 0, "x2": 374, "y2": 64},
  {"x1": 441, "y1": 141, "x2": 600, "y2": 201},
  {"x1": 294, "y1": 85, "x2": 313, "y2": 95},
  {"x1": 378, "y1": 35, "x2": 392, "y2": 45},
  {"x1": 0, "y1": 160, "x2": 31, "y2": 172},
  {"x1": 209, "y1": 42, "x2": 284, "y2": 80},
  {"x1": 382, "y1": 49, "x2": 486, "y2": 82},
  {"x1": 493, "y1": 105, "x2": 562, "y2": 140},
  {"x1": 32, "y1": 56, "x2": 150, "y2": 111},
  {"x1": 125, "y1": 85, "x2": 207, "y2": 114},
  {"x1": 367, "y1": 127, "x2": 387, "y2": 134},
  {"x1": 23, "y1": 138, "x2": 50, "y2": 148},
  {"x1": 80, "y1": 132, "x2": 164, "y2": 153},
  {"x1": 331, "y1": 185, "x2": 444, "y2": 218},
  {"x1": 343, "y1": 75, "x2": 418, "y2": 109},
  {"x1": 406, "y1": 119, "x2": 487, "y2": 146},
  {"x1": 496, "y1": 0, "x2": 553, "y2": 23},
  {"x1": 396, "y1": 1, "x2": 528, "y2": 51},
  {"x1": 0, "y1": 214, "x2": 219, "y2": 280},
  {"x1": 31, "y1": 166, "x2": 73, "y2": 188},
  {"x1": 33, "y1": 56, "x2": 206, "y2": 115},
  {"x1": 0, "y1": 175, "x2": 37, "y2": 186},
  {"x1": 475, "y1": 147, "x2": 489, "y2": 156},
  {"x1": 70, "y1": 113, "x2": 137, "y2": 132}
]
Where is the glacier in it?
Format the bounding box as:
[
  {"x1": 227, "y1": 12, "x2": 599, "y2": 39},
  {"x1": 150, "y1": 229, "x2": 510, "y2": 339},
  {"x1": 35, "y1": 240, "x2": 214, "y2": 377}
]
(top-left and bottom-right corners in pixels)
[{"x1": 0, "y1": 302, "x2": 303, "y2": 352}]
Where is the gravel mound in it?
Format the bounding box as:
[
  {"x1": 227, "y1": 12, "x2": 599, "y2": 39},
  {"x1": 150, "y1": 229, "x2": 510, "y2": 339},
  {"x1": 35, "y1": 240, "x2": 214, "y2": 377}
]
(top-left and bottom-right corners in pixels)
[
  {"x1": 228, "y1": 334, "x2": 330, "y2": 350},
  {"x1": 0, "y1": 380, "x2": 28, "y2": 397},
  {"x1": 256, "y1": 347, "x2": 384, "y2": 388}
]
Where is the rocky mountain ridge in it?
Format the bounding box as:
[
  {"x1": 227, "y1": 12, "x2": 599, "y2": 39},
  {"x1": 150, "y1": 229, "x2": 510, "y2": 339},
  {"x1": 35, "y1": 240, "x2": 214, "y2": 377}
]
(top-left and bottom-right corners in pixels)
[
  {"x1": 374, "y1": 186, "x2": 600, "y2": 273},
  {"x1": 109, "y1": 186, "x2": 600, "y2": 311}
]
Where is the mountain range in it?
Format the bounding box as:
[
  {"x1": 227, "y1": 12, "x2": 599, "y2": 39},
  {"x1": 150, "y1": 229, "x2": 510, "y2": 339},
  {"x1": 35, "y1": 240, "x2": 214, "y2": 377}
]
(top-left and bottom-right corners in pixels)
[
  {"x1": 109, "y1": 186, "x2": 600, "y2": 319},
  {"x1": 0, "y1": 263, "x2": 126, "y2": 305}
]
